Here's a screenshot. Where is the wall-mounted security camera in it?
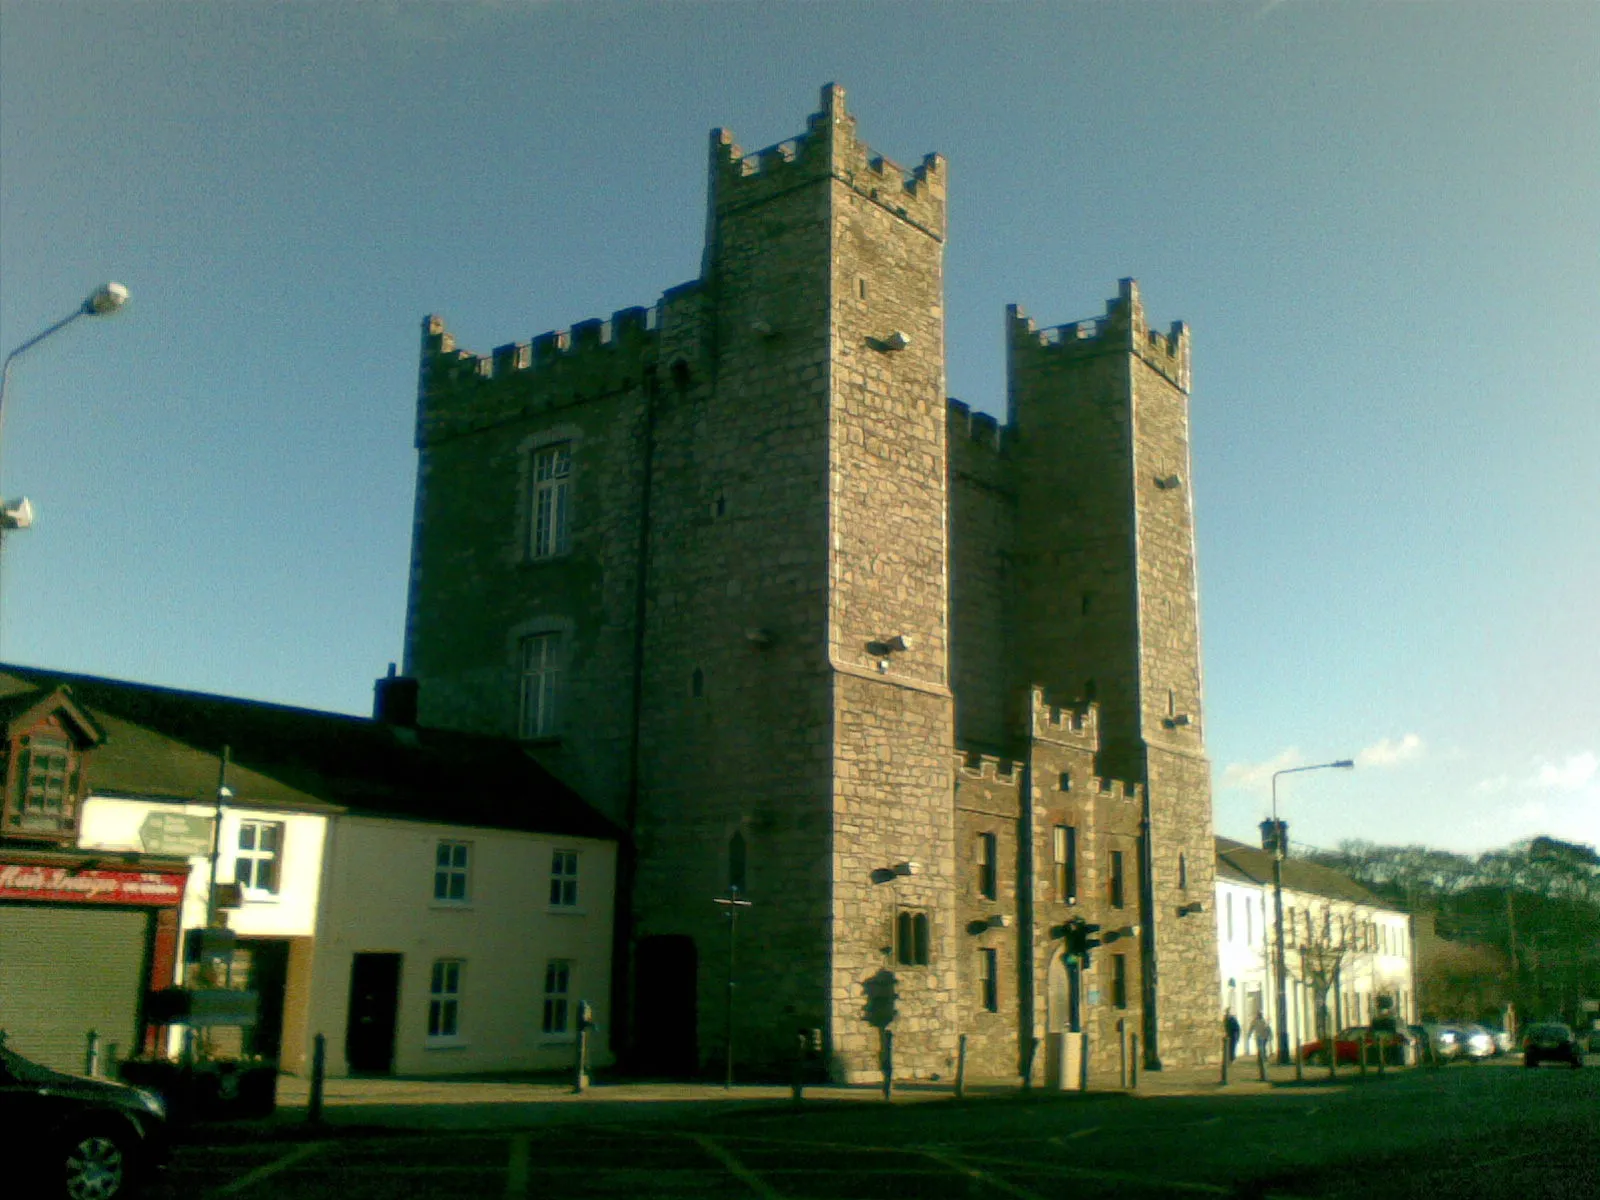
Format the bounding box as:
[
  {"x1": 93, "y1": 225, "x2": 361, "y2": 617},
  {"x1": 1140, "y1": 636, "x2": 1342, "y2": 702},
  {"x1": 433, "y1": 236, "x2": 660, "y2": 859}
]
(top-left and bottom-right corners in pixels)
[
  {"x1": 882, "y1": 331, "x2": 911, "y2": 351},
  {"x1": 1, "y1": 497, "x2": 34, "y2": 530},
  {"x1": 1155, "y1": 473, "x2": 1183, "y2": 490}
]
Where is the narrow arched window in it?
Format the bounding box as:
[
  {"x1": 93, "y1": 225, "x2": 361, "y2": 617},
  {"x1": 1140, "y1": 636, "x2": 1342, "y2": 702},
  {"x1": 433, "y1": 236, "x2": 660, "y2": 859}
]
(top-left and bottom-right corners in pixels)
[
  {"x1": 728, "y1": 830, "x2": 747, "y2": 895},
  {"x1": 1178, "y1": 852, "x2": 1188, "y2": 891}
]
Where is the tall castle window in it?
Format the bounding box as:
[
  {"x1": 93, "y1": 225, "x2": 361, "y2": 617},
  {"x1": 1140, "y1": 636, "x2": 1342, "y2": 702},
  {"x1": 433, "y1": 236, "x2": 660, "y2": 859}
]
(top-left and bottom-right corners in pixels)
[
  {"x1": 518, "y1": 633, "x2": 562, "y2": 738},
  {"x1": 728, "y1": 830, "x2": 747, "y2": 895},
  {"x1": 1109, "y1": 850, "x2": 1126, "y2": 909},
  {"x1": 1053, "y1": 825, "x2": 1077, "y2": 903},
  {"x1": 979, "y1": 948, "x2": 999, "y2": 1013},
  {"x1": 529, "y1": 443, "x2": 572, "y2": 558},
  {"x1": 896, "y1": 911, "x2": 930, "y2": 967},
  {"x1": 977, "y1": 832, "x2": 997, "y2": 900}
]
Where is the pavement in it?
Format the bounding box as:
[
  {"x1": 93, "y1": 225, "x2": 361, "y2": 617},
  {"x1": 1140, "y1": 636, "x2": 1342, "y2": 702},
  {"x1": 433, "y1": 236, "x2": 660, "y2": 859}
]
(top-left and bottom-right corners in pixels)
[{"x1": 189, "y1": 1058, "x2": 1320, "y2": 1140}]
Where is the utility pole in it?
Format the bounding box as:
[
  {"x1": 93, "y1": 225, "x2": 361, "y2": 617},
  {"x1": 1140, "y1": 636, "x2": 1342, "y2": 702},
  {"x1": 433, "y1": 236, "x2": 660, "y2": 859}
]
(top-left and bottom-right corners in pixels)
[{"x1": 713, "y1": 886, "x2": 752, "y2": 1089}]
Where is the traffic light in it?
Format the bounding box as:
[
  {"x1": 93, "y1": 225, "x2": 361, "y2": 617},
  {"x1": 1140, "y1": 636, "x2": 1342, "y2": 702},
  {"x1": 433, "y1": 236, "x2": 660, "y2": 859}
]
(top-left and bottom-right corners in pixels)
[
  {"x1": 1080, "y1": 921, "x2": 1103, "y2": 967},
  {"x1": 1064, "y1": 918, "x2": 1105, "y2": 968}
]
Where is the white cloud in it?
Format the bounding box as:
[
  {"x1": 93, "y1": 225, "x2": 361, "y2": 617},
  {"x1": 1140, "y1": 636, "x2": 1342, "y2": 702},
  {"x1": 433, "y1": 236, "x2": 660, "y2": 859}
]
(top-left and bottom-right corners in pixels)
[
  {"x1": 1218, "y1": 746, "x2": 1302, "y2": 796},
  {"x1": 1471, "y1": 774, "x2": 1510, "y2": 796},
  {"x1": 1355, "y1": 733, "x2": 1424, "y2": 768},
  {"x1": 1530, "y1": 751, "x2": 1598, "y2": 793}
]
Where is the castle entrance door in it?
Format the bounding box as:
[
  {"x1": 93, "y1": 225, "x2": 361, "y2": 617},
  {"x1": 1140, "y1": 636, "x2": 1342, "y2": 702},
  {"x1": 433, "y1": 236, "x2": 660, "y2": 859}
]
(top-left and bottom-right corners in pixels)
[
  {"x1": 1045, "y1": 953, "x2": 1084, "y2": 1089},
  {"x1": 633, "y1": 935, "x2": 698, "y2": 1077}
]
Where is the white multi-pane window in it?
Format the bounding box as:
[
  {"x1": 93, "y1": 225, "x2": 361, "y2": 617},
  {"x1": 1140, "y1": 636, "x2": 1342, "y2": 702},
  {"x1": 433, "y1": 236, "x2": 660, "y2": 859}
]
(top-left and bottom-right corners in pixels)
[
  {"x1": 18, "y1": 735, "x2": 72, "y2": 833},
  {"x1": 529, "y1": 443, "x2": 572, "y2": 558},
  {"x1": 542, "y1": 959, "x2": 571, "y2": 1034},
  {"x1": 235, "y1": 820, "x2": 283, "y2": 894},
  {"x1": 434, "y1": 840, "x2": 470, "y2": 902},
  {"x1": 428, "y1": 959, "x2": 462, "y2": 1038},
  {"x1": 549, "y1": 850, "x2": 579, "y2": 908},
  {"x1": 518, "y1": 633, "x2": 561, "y2": 739}
]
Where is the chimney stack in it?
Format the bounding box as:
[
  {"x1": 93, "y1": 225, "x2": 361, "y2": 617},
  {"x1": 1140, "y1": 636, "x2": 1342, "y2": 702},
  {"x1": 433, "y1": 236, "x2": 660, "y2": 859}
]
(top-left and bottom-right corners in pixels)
[{"x1": 373, "y1": 663, "x2": 419, "y2": 726}]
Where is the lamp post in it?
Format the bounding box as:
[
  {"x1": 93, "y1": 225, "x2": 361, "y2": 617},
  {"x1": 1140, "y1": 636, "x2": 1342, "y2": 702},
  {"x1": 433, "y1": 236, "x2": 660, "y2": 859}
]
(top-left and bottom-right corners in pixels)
[
  {"x1": 0, "y1": 283, "x2": 130, "y2": 636},
  {"x1": 1269, "y1": 758, "x2": 1354, "y2": 1064},
  {"x1": 713, "y1": 885, "x2": 752, "y2": 1089}
]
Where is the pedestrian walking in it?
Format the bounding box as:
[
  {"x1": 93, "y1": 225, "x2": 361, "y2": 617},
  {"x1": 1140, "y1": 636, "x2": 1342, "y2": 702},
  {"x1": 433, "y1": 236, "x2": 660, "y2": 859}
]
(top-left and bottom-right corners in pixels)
[
  {"x1": 1224, "y1": 1010, "x2": 1241, "y2": 1062},
  {"x1": 1249, "y1": 1013, "x2": 1271, "y2": 1060}
]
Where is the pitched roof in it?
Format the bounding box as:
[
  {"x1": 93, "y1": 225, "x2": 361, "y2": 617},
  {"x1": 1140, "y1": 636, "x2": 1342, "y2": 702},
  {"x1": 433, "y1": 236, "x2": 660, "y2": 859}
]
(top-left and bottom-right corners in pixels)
[
  {"x1": 0, "y1": 665, "x2": 620, "y2": 843},
  {"x1": 1215, "y1": 835, "x2": 1398, "y2": 910}
]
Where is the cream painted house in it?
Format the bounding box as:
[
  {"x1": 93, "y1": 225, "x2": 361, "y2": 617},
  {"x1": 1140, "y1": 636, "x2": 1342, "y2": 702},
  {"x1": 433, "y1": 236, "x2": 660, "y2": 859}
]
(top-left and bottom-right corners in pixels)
[
  {"x1": 1216, "y1": 835, "x2": 1415, "y2": 1055},
  {"x1": 309, "y1": 815, "x2": 614, "y2": 1076}
]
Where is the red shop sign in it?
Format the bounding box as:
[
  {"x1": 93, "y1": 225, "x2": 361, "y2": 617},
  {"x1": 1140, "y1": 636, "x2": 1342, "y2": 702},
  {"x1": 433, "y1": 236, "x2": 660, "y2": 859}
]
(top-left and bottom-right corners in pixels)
[{"x1": 0, "y1": 863, "x2": 187, "y2": 906}]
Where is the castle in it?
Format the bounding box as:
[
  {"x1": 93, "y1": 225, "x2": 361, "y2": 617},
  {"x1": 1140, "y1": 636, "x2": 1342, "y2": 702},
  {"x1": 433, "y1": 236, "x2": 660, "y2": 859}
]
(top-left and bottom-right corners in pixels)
[{"x1": 402, "y1": 84, "x2": 1220, "y2": 1082}]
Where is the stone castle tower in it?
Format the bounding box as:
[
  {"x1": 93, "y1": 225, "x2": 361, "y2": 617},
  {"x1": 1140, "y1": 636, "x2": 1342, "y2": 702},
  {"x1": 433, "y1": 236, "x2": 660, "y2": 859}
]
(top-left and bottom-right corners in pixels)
[{"x1": 402, "y1": 85, "x2": 1219, "y2": 1081}]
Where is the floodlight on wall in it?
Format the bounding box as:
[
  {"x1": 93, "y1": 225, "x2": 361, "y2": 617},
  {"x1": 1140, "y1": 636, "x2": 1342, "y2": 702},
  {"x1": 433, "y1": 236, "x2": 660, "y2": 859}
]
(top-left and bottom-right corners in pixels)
[
  {"x1": 893, "y1": 860, "x2": 921, "y2": 878},
  {"x1": 985, "y1": 913, "x2": 1013, "y2": 929},
  {"x1": 750, "y1": 320, "x2": 777, "y2": 338},
  {"x1": 1177, "y1": 901, "x2": 1205, "y2": 917},
  {"x1": 881, "y1": 331, "x2": 911, "y2": 351},
  {"x1": 0, "y1": 498, "x2": 33, "y2": 531},
  {"x1": 745, "y1": 628, "x2": 773, "y2": 647},
  {"x1": 1155, "y1": 473, "x2": 1183, "y2": 490}
]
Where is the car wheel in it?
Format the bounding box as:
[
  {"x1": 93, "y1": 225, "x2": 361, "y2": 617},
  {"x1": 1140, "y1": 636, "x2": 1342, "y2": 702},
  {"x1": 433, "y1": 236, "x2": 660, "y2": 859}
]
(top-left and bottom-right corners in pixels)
[
  {"x1": 62, "y1": 1130, "x2": 130, "y2": 1200},
  {"x1": 1523, "y1": 1057, "x2": 1536, "y2": 1068}
]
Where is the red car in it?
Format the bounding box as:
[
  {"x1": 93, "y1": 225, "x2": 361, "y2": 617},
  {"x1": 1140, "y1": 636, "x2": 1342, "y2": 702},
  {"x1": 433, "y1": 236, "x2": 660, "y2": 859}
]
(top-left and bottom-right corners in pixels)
[{"x1": 1299, "y1": 1026, "x2": 1414, "y2": 1066}]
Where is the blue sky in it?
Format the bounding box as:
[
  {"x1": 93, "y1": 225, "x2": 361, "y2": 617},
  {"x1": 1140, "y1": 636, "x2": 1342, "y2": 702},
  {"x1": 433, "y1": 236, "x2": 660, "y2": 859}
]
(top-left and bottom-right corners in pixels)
[{"x1": 1, "y1": 2, "x2": 1594, "y2": 854}]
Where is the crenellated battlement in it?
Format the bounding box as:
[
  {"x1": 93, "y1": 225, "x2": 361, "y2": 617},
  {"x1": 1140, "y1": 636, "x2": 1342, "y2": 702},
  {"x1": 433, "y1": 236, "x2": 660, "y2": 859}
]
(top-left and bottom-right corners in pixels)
[
  {"x1": 416, "y1": 305, "x2": 663, "y2": 447},
  {"x1": 711, "y1": 83, "x2": 945, "y2": 239},
  {"x1": 1088, "y1": 775, "x2": 1143, "y2": 805},
  {"x1": 955, "y1": 750, "x2": 1021, "y2": 783},
  {"x1": 1029, "y1": 687, "x2": 1100, "y2": 749},
  {"x1": 1008, "y1": 279, "x2": 1190, "y2": 390},
  {"x1": 424, "y1": 306, "x2": 659, "y2": 388},
  {"x1": 946, "y1": 398, "x2": 1007, "y2": 455}
]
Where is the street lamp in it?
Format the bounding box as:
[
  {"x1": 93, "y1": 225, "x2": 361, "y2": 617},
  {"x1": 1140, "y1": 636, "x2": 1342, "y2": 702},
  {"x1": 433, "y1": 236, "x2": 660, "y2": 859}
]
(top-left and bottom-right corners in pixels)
[
  {"x1": 0, "y1": 283, "x2": 130, "y2": 634},
  {"x1": 713, "y1": 885, "x2": 752, "y2": 1089},
  {"x1": 1269, "y1": 758, "x2": 1354, "y2": 1065}
]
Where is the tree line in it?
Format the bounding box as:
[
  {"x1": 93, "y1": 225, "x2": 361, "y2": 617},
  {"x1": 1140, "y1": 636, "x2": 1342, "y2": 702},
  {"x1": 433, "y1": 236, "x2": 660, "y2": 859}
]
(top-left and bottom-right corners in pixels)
[{"x1": 1301, "y1": 836, "x2": 1600, "y2": 1028}]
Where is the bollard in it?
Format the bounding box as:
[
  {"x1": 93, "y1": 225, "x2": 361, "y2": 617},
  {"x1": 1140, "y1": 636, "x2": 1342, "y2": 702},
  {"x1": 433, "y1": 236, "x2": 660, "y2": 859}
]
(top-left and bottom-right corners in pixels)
[
  {"x1": 1326, "y1": 1037, "x2": 1337, "y2": 1081},
  {"x1": 1294, "y1": 1037, "x2": 1304, "y2": 1082},
  {"x1": 955, "y1": 1033, "x2": 967, "y2": 1102},
  {"x1": 881, "y1": 1029, "x2": 894, "y2": 1101},
  {"x1": 308, "y1": 1033, "x2": 326, "y2": 1125},
  {"x1": 1129, "y1": 1035, "x2": 1139, "y2": 1089},
  {"x1": 792, "y1": 1033, "x2": 806, "y2": 1107},
  {"x1": 1220, "y1": 1032, "x2": 1230, "y2": 1085},
  {"x1": 1376, "y1": 1035, "x2": 1386, "y2": 1077},
  {"x1": 1256, "y1": 1039, "x2": 1267, "y2": 1082},
  {"x1": 84, "y1": 1030, "x2": 101, "y2": 1078},
  {"x1": 1358, "y1": 1034, "x2": 1368, "y2": 1078}
]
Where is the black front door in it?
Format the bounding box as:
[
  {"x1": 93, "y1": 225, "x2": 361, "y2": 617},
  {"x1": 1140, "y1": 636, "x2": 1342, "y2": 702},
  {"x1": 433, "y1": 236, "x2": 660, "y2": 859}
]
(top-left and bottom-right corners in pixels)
[{"x1": 345, "y1": 953, "x2": 402, "y2": 1074}]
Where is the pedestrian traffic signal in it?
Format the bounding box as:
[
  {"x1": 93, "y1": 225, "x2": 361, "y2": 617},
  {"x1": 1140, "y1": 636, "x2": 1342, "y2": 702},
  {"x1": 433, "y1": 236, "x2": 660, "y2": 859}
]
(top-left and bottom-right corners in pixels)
[{"x1": 1063, "y1": 917, "x2": 1105, "y2": 966}]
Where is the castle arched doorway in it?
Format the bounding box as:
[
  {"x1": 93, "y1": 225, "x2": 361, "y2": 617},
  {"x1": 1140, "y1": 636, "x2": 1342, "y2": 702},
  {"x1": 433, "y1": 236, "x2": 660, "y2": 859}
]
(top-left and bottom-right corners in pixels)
[{"x1": 632, "y1": 934, "x2": 698, "y2": 1077}]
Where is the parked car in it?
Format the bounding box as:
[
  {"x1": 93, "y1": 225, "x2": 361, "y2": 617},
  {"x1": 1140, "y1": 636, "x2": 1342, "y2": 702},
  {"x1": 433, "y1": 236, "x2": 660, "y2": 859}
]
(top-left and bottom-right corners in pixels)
[
  {"x1": 1415, "y1": 1023, "x2": 1464, "y2": 1061},
  {"x1": 1522, "y1": 1023, "x2": 1583, "y2": 1069},
  {"x1": 1300, "y1": 1025, "x2": 1415, "y2": 1066},
  {"x1": 1456, "y1": 1023, "x2": 1498, "y2": 1060},
  {"x1": 0, "y1": 1043, "x2": 169, "y2": 1198}
]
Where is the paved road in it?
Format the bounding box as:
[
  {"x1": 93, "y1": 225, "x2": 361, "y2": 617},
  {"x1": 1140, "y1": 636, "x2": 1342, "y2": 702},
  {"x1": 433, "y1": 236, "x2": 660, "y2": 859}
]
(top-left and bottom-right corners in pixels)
[{"x1": 149, "y1": 1059, "x2": 1597, "y2": 1199}]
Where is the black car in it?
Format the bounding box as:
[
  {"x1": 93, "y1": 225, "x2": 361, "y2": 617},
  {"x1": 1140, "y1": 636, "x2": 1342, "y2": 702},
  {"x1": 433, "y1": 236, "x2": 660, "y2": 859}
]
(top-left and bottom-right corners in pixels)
[
  {"x1": 0, "y1": 1044, "x2": 169, "y2": 1198},
  {"x1": 1522, "y1": 1022, "x2": 1583, "y2": 1069}
]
